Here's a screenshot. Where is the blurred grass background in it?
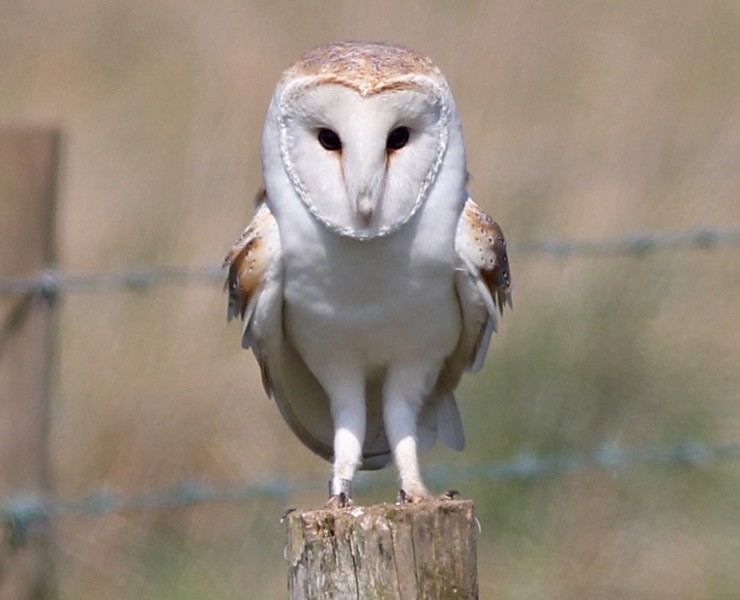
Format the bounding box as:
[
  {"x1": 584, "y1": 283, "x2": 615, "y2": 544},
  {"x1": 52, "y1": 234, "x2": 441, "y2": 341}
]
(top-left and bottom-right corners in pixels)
[{"x1": 1, "y1": 1, "x2": 740, "y2": 598}]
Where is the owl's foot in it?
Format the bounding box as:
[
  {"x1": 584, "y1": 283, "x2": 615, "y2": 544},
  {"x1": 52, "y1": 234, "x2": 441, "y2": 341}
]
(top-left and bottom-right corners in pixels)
[
  {"x1": 324, "y1": 492, "x2": 353, "y2": 510},
  {"x1": 397, "y1": 488, "x2": 461, "y2": 504},
  {"x1": 324, "y1": 477, "x2": 353, "y2": 509}
]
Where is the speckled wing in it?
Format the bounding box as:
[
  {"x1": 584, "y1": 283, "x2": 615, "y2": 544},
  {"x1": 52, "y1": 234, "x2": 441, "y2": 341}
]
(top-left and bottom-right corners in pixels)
[{"x1": 453, "y1": 197, "x2": 512, "y2": 373}]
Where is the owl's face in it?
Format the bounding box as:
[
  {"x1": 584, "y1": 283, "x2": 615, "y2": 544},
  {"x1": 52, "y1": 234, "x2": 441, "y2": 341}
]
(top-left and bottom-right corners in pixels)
[{"x1": 263, "y1": 43, "x2": 461, "y2": 240}]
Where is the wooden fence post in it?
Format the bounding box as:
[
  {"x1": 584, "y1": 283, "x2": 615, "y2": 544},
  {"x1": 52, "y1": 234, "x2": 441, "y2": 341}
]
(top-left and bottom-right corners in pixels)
[
  {"x1": 285, "y1": 499, "x2": 478, "y2": 599},
  {"x1": 0, "y1": 127, "x2": 61, "y2": 599}
]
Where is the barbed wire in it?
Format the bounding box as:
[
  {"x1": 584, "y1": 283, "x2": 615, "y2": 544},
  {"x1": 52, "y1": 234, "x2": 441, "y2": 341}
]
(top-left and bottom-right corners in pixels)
[
  {"x1": 2, "y1": 440, "x2": 738, "y2": 543},
  {"x1": 1, "y1": 227, "x2": 739, "y2": 299},
  {"x1": 0, "y1": 266, "x2": 223, "y2": 298},
  {"x1": 512, "y1": 227, "x2": 740, "y2": 257}
]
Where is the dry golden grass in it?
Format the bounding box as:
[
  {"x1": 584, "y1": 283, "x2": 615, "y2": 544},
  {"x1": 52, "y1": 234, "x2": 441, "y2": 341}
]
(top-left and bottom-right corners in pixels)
[{"x1": 2, "y1": 1, "x2": 740, "y2": 598}]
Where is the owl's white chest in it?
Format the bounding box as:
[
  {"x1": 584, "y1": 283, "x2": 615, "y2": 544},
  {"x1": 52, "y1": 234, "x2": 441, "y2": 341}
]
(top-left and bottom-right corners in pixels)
[{"x1": 280, "y1": 210, "x2": 461, "y2": 371}]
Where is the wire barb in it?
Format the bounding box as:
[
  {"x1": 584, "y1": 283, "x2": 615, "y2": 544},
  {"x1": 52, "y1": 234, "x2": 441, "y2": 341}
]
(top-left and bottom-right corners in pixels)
[
  {"x1": 512, "y1": 227, "x2": 740, "y2": 257},
  {"x1": 0, "y1": 266, "x2": 224, "y2": 298}
]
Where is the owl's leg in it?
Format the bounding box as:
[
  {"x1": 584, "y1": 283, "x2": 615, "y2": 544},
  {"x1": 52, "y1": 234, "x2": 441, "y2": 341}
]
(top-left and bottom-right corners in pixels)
[
  {"x1": 323, "y1": 369, "x2": 366, "y2": 509},
  {"x1": 383, "y1": 363, "x2": 433, "y2": 503}
]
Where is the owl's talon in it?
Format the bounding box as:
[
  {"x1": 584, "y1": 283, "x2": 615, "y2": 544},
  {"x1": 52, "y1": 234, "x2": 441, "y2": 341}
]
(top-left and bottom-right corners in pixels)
[
  {"x1": 325, "y1": 492, "x2": 352, "y2": 509},
  {"x1": 398, "y1": 489, "x2": 462, "y2": 504},
  {"x1": 397, "y1": 489, "x2": 426, "y2": 504}
]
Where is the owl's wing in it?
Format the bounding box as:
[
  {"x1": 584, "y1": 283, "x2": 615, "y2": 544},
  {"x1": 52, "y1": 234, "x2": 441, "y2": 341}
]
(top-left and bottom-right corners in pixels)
[
  {"x1": 421, "y1": 198, "x2": 512, "y2": 453},
  {"x1": 225, "y1": 195, "x2": 392, "y2": 470},
  {"x1": 224, "y1": 192, "x2": 281, "y2": 349},
  {"x1": 454, "y1": 196, "x2": 512, "y2": 372}
]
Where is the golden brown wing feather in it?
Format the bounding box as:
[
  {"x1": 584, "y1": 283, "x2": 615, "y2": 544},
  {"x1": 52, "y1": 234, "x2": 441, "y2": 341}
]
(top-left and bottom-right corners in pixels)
[
  {"x1": 457, "y1": 198, "x2": 512, "y2": 315},
  {"x1": 447, "y1": 196, "x2": 512, "y2": 379},
  {"x1": 223, "y1": 188, "x2": 278, "y2": 324}
]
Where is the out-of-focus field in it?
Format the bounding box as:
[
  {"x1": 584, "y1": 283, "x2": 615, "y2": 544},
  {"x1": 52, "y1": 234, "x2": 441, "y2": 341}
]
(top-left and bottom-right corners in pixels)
[{"x1": 1, "y1": 1, "x2": 739, "y2": 598}]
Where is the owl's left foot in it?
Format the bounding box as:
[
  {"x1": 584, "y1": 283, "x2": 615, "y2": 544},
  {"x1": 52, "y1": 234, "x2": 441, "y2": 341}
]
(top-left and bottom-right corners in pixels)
[
  {"x1": 324, "y1": 492, "x2": 353, "y2": 509},
  {"x1": 397, "y1": 488, "x2": 461, "y2": 504},
  {"x1": 324, "y1": 477, "x2": 353, "y2": 509}
]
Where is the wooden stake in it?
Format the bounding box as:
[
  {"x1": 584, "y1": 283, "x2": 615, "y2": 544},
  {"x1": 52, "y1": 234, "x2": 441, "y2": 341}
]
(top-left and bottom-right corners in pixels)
[
  {"x1": 0, "y1": 127, "x2": 61, "y2": 599},
  {"x1": 285, "y1": 499, "x2": 478, "y2": 599}
]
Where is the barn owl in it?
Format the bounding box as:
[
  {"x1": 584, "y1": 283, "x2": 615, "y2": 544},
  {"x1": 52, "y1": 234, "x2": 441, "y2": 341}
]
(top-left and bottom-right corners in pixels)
[{"x1": 225, "y1": 42, "x2": 511, "y2": 507}]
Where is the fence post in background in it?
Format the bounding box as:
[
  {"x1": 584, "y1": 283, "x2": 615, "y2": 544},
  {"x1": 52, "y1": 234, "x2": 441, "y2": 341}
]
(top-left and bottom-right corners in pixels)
[
  {"x1": 285, "y1": 499, "x2": 478, "y2": 599},
  {"x1": 0, "y1": 128, "x2": 61, "y2": 600}
]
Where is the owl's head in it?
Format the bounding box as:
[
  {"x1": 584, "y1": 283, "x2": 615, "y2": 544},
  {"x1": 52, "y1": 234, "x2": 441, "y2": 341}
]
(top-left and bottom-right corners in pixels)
[{"x1": 262, "y1": 42, "x2": 465, "y2": 240}]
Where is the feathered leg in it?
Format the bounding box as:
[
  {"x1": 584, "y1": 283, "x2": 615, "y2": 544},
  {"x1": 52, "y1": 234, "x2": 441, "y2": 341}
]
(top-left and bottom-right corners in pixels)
[
  {"x1": 383, "y1": 363, "x2": 433, "y2": 502},
  {"x1": 323, "y1": 368, "x2": 366, "y2": 508}
]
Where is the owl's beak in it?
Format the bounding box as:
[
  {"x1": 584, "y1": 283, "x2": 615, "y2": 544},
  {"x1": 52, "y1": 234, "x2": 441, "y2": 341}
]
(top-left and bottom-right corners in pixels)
[
  {"x1": 341, "y1": 120, "x2": 388, "y2": 231},
  {"x1": 345, "y1": 154, "x2": 385, "y2": 229},
  {"x1": 356, "y1": 195, "x2": 375, "y2": 226}
]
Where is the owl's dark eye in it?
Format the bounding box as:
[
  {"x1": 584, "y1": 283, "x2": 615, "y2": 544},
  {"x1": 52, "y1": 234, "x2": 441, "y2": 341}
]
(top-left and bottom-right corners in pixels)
[
  {"x1": 318, "y1": 128, "x2": 342, "y2": 151},
  {"x1": 386, "y1": 126, "x2": 410, "y2": 151}
]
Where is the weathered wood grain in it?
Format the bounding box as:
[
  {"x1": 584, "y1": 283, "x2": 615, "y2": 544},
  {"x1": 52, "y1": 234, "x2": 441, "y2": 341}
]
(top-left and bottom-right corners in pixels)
[{"x1": 285, "y1": 500, "x2": 478, "y2": 599}]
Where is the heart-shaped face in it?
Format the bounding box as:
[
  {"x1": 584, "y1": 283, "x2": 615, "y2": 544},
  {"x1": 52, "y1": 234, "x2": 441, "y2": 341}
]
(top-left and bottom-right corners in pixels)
[{"x1": 263, "y1": 42, "x2": 459, "y2": 240}]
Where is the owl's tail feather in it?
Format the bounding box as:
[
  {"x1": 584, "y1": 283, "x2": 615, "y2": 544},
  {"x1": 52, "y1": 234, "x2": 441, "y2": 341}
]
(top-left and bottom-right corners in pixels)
[{"x1": 417, "y1": 393, "x2": 465, "y2": 453}]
